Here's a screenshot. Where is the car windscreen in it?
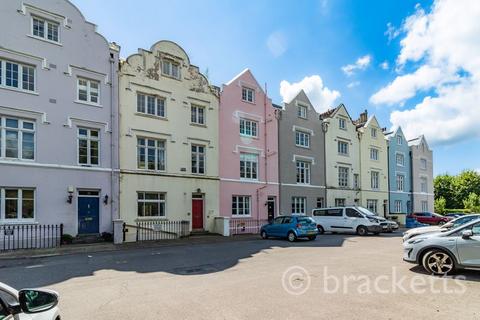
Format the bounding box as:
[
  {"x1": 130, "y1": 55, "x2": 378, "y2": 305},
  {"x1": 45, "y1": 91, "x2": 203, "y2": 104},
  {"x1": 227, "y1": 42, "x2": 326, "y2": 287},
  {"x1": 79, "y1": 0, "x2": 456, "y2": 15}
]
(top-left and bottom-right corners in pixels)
[
  {"x1": 297, "y1": 217, "x2": 315, "y2": 224},
  {"x1": 356, "y1": 207, "x2": 376, "y2": 216}
]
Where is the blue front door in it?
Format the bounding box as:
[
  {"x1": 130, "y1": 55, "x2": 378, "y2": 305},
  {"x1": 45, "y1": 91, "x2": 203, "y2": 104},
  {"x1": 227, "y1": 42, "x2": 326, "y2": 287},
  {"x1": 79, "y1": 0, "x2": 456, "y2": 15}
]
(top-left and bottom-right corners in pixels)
[{"x1": 78, "y1": 196, "x2": 100, "y2": 234}]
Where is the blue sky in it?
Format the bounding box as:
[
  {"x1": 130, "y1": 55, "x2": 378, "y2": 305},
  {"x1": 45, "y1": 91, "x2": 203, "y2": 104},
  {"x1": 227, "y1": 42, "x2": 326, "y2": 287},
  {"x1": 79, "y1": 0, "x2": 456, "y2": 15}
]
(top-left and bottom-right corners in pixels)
[{"x1": 71, "y1": 0, "x2": 480, "y2": 176}]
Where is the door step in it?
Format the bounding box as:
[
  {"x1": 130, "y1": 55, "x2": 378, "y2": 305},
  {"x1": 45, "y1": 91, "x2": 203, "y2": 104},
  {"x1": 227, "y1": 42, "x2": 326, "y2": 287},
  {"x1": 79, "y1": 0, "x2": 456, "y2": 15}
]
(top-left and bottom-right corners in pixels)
[
  {"x1": 190, "y1": 230, "x2": 211, "y2": 236},
  {"x1": 72, "y1": 234, "x2": 104, "y2": 244}
]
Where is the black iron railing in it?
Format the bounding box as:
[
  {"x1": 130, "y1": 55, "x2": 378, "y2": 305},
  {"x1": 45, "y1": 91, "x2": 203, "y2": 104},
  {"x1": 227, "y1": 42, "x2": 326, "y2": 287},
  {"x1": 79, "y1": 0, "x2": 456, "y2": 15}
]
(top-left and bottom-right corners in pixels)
[{"x1": 0, "y1": 224, "x2": 63, "y2": 252}]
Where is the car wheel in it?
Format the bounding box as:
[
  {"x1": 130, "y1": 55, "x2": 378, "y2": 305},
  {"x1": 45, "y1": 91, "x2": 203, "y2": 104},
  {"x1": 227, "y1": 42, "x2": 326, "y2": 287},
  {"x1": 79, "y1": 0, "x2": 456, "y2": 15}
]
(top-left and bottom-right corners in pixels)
[
  {"x1": 287, "y1": 231, "x2": 296, "y2": 242},
  {"x1": 317, "y1": 225, "x2": 325, "y2": 234},
  {"x1": 438, "y1": 220, "x2": 446, "y2": 226},
  {"x1": 308, "y1": 235, "x2": 317, "y2": 241},
  {"x1": 422, "y1": 250, "x2": 455, "y2": 275},
  {"x1": 260, "y1": 230, "x2": 268, "y2": 239},
  {"x1": 356, "y1": 226, "x2": 368, "y2": 236}
]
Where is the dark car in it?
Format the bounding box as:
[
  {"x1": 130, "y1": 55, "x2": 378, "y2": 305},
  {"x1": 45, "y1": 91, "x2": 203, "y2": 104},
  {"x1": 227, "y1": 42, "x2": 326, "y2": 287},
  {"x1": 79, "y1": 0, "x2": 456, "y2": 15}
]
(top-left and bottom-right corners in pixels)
[
  {"x1": 260, "y1": 215, "x2": 318, "y2": 242},
  {"x1": 407, "y1": 212, "x2": 452, "y2": 225}
]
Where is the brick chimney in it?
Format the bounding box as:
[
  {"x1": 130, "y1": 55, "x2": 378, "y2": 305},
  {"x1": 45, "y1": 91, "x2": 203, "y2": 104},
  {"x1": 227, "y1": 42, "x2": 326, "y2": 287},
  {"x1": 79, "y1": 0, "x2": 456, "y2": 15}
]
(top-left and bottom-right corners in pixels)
[{"x1": 359, "y1": 109, "x2": 368, "y2": 123}]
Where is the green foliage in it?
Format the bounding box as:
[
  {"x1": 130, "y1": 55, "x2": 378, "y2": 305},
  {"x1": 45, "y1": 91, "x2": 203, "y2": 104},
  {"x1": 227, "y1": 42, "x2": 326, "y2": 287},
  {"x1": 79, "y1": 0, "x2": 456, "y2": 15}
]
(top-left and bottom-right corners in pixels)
[
  {"x1": 463, "y1": 193, "x2": 480, "y2": 213},
  {"x1": 435, "y1": 170, "x2": 480, "y2": 210},
  {"x1": 444, "y1": 208, "x2": 472, "y2": 214},
  {"x1": 61, "y1": 233, "x2": 74, "y2": 244},
  {"x1": 434, "y1": 197, "x2": 446, "y2": 214}
]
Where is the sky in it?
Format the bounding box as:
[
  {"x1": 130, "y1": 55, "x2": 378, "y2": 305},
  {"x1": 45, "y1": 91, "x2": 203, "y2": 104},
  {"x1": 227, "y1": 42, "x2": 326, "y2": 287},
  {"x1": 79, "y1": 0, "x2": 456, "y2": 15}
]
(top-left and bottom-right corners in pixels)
[{"x1": 71, "y1": 0, "x2": 480, "y2": 176}]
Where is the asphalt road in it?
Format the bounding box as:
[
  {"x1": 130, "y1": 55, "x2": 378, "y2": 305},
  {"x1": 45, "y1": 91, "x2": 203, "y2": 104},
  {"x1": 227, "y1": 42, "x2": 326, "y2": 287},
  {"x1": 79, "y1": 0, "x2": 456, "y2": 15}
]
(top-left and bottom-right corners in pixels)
[{"x1": 1, "y1": 233, "x2": 479, "y2": 320}]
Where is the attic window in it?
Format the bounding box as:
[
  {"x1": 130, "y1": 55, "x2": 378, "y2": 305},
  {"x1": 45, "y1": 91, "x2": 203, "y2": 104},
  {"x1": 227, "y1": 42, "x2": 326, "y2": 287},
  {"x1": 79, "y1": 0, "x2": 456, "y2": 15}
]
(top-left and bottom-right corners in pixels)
[
  {"x1": 339, "y1": 118, "x2": 346, "y2": 130},
  {"x1": 297, "y1": 105, "x2": 307, "y2": 119},
  {"x1": 242, "y1": 87, "x2": 255, "y2": 103},
  {"x1": 371, "y1": 128, "x2": 377, "y2": 138},
  {"x1": 397, "y1": 135, "x2": 402, "y2": 145},
  {"x1": 162, "y1": 60, "x2": 180, "y2": 79}
]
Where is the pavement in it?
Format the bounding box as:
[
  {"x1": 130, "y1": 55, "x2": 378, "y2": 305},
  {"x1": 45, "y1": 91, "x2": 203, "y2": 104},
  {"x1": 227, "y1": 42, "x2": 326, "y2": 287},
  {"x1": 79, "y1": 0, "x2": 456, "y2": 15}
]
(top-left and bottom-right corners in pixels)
[{"x1": 1, "y1": 232, "x2": 479, "y2": 320}]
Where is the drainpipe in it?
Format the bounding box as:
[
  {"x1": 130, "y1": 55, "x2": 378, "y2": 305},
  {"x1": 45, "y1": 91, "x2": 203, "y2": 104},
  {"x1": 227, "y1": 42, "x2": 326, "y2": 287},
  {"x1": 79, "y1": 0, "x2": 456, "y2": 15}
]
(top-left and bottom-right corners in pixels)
[
  {"x1": 276, "y1": 108, "x2": 281, "y2": 216},
  {"x1": 257, "y1": 83, "x2": 269, "y2": 222},
  {"x1": 109, "y1": 48, "x2": 119, "y2": 225}
]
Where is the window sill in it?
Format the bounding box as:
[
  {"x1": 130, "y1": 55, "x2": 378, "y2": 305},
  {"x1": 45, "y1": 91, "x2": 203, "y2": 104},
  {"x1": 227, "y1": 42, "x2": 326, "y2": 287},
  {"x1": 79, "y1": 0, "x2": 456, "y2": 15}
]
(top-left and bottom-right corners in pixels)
[
  {"x1": 136, "y1": 168, "x2": 167, "y2": 173},
  {"x1": 296, "y1": 183, "x2": 311, "y2": 186},
  {"x1": 190, "y1": 122, "x2": 207, "y2": 128},
  {"x1": 135, "y1": 112, "x2": 168, "y2": 121},
  {"x1": 74, "y1": 100, "x2": 102, "y2": 108},
  {"x1": 240, "y1": 134, "x2": 258, "y2": 139},
  {"x1": 27, "y1": 34, "x2": 62, "y2": 46},
  {"x1": 240, "y1": 178, "x2": 259, "y2": 182},
  {"x1": 0, "y1": 220, "x2": 37, "y2": 225},
  {"x1": 135, "y1": 217, "x2": 168, "y2": 221},
  {"x1": 231, "y1": 215, "x2": 252, "y2": 218},
  {"x1": 161, "y1": 73, "x2": 181, "y2": 81},
  {"x1": 241, "y1": 99, "x2": 256, "y2": 105},
  {"x1": 295, "y1": 144, "x2": 310, "y2": 149},
  {"x1": 0, "y1": 158, "x2": 36, "y2": 163},
  {"x1": 0, "y1": 85, "x2": 38, "y2": 95},
  {"x1": 338, "y1": 153, "x2": 349, "y2": 157},
  {"x1": 78, "y1": 163, "x2": 101, "y2": 167}
]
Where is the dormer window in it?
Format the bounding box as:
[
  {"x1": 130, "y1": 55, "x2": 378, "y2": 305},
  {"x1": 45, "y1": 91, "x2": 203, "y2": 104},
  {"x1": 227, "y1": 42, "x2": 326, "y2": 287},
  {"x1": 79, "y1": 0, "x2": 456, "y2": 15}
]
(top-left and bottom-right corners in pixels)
[
  {"x1": 162, "y1": 60, "x2": 180, "y2": 79},
  {"x1": 371, "y1": 128, "x2": 377, "y2": 138},
  {"x1": 297, "y1": 105, "x2": 307, "y2": 119},
  {"x1": 339, "y1": 118, "x2": 346, "y2": 130},
  {"x1": 32, "y1": 16, "x2": 59, "y2": 43},
  {"x1": 242, "y1": 87, "x2": 255, "y2": 103}
]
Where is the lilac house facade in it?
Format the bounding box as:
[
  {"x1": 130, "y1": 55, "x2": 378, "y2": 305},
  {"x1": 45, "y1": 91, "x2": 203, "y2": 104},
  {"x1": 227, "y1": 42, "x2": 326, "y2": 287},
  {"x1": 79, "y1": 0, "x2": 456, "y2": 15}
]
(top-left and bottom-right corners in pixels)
[{"x1": 0, "y1": 0, "x2": 119, "y2": 236}]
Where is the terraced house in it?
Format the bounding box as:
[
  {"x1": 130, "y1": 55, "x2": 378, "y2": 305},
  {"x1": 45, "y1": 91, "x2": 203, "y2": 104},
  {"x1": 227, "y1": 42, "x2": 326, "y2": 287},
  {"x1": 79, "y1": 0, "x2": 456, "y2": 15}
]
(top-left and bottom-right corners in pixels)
[
  {"x1": 118, "y1": 41, "x2": 220, "y2": 240},
  {"x1": 386, "y1": 127, "x2": 412, "y2": 224},
  {"x1": 277, "y1": 90, "x2": 326, "y2": 215},
  {"x1": 320, "y1": 104, "x2": 361, "y2": 207},
  {"x1": 219, "y1": 69, "x2": 279, "y2": 232},
  {"x1": 0, "y1": 0, "x2": 119, "y2": 236},
  {"x1": 355, "y1": 111, "x2": 389, "y2": 216},
  {"x1": 409, "y1": 135, "x2": 434, "y2": 213}
]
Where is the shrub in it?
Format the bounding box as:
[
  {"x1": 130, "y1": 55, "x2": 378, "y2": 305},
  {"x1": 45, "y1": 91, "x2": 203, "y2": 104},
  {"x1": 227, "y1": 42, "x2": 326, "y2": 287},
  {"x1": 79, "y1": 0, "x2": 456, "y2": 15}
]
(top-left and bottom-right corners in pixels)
[
  {"x1": 101, "y1": 232, "x2": 113, "y2": 242},
  {"x1": 61, "y1": 234, "x2": 74, "y2": 245}
]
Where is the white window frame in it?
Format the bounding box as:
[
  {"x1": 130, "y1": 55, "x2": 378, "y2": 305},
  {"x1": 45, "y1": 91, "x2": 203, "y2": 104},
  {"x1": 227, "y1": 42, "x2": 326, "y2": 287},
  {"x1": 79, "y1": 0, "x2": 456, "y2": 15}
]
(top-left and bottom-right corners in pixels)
[
  {"x1": 239, "y1": 118, "x2": 258, "y2": 137},
  {"x1": 297, "y1": 105, "x2": 307, "y2": 119},
  {"x1": 31, "y1": 15, "x2": 60, "y2": 43},
  {"x1": 241, "y1": 87, "x2": 255, "y2": 103},
  {"x1": 240, "y1": 153, "x2": 258, "y2": 180},
  {"x1": 335, "y1": 198, "x2": 346, "y2": 207},
  {"x1": 396, "y1": 174, "x2": 405, "y2": 191},
  {"x1": 77, "y1": 77, "x2": 100, "y2": 105},
  {"x1": 296, "y1": 161, "x2": 311, "y2": 184},
  {"x1": 420, "y1": 177, "x2": 428, "y2": 193},
  {"x1": 367, "y1": 199, "x2": 378, "y2": 213},
  {"x1": 137, "y1": 192, "x2": 166, "y2": 218},
  {"x1": 420, "y1": 158, "x2": 427, "y2": 170},
  {"x1": 191, "y1": 104, "x2": 205, "y2": 125},
  {"x1": 77, "y1": 128, "x2": 100, "y2": 166},
  {"x1": 338, "y1": 166, "x2": 349, "y2": 188},
  {"x1": 394, "y1": 200, "x2": 402, "y2": 213},
  {"x1": 370, "y1": 148, "x2": 379, "y2": 161},
  {"x1": 371, "y1": 128, "x2": 377, "y2": 138},
  {"x1": 137, "y1": 137, "x2": 166, "y2": 171},
  {"x1": 0, "y1": 116, "x2": 36, "y2": 161},
  {"x1": 338, "y1": 118, "x2": 346, "y2": 130},
  {"x1": 421, "y1": 200, "x2": 428, "y2": 212},
  {"x1": 232, "y1": 196, "x2": 251, "y2": 216},
  {"x1": 136, "y1": 93, "x2": 166, "y2": 118},
  {"x1": 396, "y1": 135, "x2": 403, "y2": 145},
  {"x1": 161, "y1": 60, "x2": 180, "y2": 79},
  {"x1": 396, "y1": 153, "x2": 405, "y2": 167},
  {"x1": 0, "y1": 59, "x2": 36, "y2": 92},
  {"x1": 191, "y1": 144, "x2": 206, "y2": 175},
  {"x1": 292, "y1": 197, "x2": 306, "y2": 215},
  {"x1": 371, "y1": 171, "x2": 379, "y2": 190},
  {"x1": 354, "y1": 173, "x2": 360, "y2": 189},
  {"x1": 338, "y1": 141, "x2": 349, "y2": 156},
  {"x1": 0, "y1": 188, "x2": 35, "y2": 222},
  {"x1": 316, "y1": 197, "x2": 324, "y2": 208},
  {"x1": 295, "y1": 130, "x2": 310, "y2": 148}
]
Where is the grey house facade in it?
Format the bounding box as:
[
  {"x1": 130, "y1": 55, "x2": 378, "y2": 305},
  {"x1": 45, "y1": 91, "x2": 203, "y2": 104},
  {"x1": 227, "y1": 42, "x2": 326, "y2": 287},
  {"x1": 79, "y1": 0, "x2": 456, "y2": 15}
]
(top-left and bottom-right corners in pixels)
[
  {"x1": 277, "y1": 90, "x2": 326, "y2": 215},
  {"x1": 0, "y1": 0, "x2": 119, "y2": 236},
  {"x1": 409, "y1": 135, "x2": 434, "y2": 213}
]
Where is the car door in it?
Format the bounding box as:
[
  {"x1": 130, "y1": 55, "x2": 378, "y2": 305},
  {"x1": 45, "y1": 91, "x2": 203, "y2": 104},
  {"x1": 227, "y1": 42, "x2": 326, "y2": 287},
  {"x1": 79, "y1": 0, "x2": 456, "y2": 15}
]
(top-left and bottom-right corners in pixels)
[
  {"x1": 0, "y1": 289, "x2": 20, "y2": 320},
  {"x1": 456, "y1": 222, "x2": 480, "y2": 266},
  {"x1": 326, "y1": 208, "x2": 346, "y2": 231},
  {"x1": 268, "y1": 217, "x2": 284, "y2": 237},
  {"x1": 280, "y1": 216, "x2": 294, "y2": 237},
  {"x1": 344, "y1": 208, "x2": 363, "y2": 231}
]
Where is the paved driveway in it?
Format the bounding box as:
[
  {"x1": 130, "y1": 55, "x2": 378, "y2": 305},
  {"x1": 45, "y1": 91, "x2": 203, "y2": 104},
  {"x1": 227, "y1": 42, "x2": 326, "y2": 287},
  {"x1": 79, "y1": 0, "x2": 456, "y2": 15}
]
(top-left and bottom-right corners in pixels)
[{"x1": 1, "y1": 233, "x2": 479, "y2": 319}]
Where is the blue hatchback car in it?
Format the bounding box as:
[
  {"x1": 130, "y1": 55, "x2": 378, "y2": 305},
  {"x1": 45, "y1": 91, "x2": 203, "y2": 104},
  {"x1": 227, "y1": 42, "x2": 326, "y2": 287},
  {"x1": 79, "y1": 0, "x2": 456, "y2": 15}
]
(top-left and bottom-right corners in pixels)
[{"x1": 260, "y1": 215, "x2": 318, "y2": 242}]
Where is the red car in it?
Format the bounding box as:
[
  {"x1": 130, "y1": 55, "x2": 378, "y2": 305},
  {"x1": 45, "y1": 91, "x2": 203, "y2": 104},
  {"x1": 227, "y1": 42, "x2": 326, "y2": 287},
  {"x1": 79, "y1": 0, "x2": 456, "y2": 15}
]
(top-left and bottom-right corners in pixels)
[{"x1": 408, "y1": 212, "x2": 452, "y2": 225}]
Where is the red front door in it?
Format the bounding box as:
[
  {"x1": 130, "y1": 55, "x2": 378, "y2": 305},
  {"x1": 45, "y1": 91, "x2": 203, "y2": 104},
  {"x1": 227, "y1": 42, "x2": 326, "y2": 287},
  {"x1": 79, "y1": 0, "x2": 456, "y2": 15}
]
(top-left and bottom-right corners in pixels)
[{"x1": 192, "y1": 199, "x2": 204, "y2": 229}]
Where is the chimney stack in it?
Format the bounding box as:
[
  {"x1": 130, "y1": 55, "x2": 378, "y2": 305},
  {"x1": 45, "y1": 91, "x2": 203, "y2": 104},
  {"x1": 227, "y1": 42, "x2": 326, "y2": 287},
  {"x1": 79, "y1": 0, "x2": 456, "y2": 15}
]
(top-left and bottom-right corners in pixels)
[{"x1": 359, "y1": 109, "x2": 368, "y2": 123}]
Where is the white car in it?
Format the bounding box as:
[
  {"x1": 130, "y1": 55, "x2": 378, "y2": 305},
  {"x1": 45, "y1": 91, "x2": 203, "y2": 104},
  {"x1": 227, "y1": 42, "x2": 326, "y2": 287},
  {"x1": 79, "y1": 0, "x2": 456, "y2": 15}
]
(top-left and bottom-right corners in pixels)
[
  {"x1": 0, "y1": 282, "x2": 60, "y2": 320},
  {"x1": 403, "y1": 214, "x2": 480, "y2": 242},
  {"x1": 310, "y1": 206, "x2": 384, "y2": 236}
]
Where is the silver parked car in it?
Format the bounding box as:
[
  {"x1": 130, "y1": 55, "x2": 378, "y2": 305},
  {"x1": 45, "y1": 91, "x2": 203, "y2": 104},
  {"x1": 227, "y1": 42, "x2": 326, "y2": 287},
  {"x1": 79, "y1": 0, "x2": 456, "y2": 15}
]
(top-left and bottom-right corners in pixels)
[
  {"x1": 403, "y1": 220, "x2": 480, "y2": 275},
  {"x1": 403, "y1": 214, "x2": 480, "y2": 241}
]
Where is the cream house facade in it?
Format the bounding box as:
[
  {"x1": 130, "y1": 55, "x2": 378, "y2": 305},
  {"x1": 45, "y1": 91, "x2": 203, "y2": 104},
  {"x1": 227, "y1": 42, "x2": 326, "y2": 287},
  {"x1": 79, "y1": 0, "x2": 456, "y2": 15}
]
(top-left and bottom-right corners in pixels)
[
  {"x1": 355, "y1": 112, "x2": 389, "y2": 216},
  {"x1": 118, "y1": 41, "x2": 220, "y2": 241},
  {"x1": 321, "y1": 104, "x2": 361, "y2": 207}
]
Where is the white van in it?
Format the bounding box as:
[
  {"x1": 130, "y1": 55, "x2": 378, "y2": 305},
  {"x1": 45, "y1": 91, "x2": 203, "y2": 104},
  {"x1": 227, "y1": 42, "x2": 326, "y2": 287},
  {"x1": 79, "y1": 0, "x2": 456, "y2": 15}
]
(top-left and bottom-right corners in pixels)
[{"x1": 310, "y1": 206, "x2": 383, "y2": 236}]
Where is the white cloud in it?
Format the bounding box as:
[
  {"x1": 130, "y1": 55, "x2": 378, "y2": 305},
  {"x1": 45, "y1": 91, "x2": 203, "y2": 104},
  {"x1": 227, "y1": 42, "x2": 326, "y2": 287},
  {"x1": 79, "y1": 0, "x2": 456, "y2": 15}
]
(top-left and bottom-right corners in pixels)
[
  {"x1": 370, "y1": 0, "x2": 480, "y2": 145},
  {"x1": 341, "y1": 55, "x2": 371, "y2": 76},
  {"x1": 266, "y1": 31, "x2": 287, "y2": 58},
  {"x1": 380, "y1": 61, "x2": 389, "y2": 70},
  {"x1": 347, "y1": 81, "x2": 360, "y2": 89},
  {"x1": 384, "y1": 22, "x2": 400, "y2": 42},
  {"x1": 279, "y1": 75, "x2": 341, "y2": 113}
]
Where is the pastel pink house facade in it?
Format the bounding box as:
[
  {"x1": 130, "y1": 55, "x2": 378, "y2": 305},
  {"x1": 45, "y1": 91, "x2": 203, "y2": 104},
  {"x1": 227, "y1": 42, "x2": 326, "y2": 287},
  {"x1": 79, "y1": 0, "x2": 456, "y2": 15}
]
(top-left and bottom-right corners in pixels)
[{"x1": 219, "y1": 69, "x2": 279, "y2": 224}]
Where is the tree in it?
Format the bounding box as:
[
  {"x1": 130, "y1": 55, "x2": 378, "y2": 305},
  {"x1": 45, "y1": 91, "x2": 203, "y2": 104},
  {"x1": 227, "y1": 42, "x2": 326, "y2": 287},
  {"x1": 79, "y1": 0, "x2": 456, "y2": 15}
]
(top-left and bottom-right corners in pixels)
[
  {"x1": 463, "y1": 193, "x2": 480, "y2": 213},
  {"x1": 453, "y1": 170, "x2": 480, "y2": 207},
  {"x1": 434, "y1": 197, "x2": 446, "y2": 214},
  {"x1": 434, "y1": 174, "x2": 456, "y2": 208}
]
